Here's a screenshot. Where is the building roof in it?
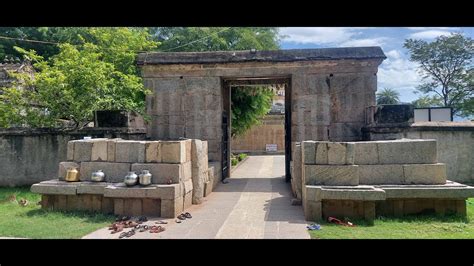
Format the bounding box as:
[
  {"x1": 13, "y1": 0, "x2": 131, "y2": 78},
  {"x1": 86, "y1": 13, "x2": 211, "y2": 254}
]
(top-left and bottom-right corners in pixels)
[{"x1": 137, "y1": 47, "x2": 387, "y2": 65}]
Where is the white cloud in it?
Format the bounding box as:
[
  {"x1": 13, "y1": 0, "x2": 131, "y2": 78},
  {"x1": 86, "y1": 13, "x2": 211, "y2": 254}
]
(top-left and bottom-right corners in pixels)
[
  {"x1": 408, "y1": 30, "x2": 455, "y2": 39},
  {"x1": 377, "y1": 49, "x2": 422, "y2": 101},
  {"x1": 406, "y1": 27, "x2": 460, "y2": 31},
  {"x1": 339, "y1": 37, "x2": 389, "y2": 47},
  {"x1": 279, "y1": 27, "x2": 356, "y2": 44}
]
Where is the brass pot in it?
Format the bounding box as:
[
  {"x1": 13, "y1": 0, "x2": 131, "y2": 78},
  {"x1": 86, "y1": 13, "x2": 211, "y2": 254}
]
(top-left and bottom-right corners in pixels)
[
  {"x1": 139, "y1": 170, "x2": 152, "y2": 186},
  {"x1": 65, "y1": 167, "x2": 80, "y2": 182}
]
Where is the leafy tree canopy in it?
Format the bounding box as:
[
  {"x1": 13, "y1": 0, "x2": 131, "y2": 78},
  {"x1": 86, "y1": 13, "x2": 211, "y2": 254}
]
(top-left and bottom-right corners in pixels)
[
  {"x1": 0, "y1": 27, "x2": 158, "y2": 128},
  {"x1": 404, "y1": 33, "x2": 473, "y2": 118},
  {"x1": 376, "y1": 88, "x2": 400, "y2": 105}
]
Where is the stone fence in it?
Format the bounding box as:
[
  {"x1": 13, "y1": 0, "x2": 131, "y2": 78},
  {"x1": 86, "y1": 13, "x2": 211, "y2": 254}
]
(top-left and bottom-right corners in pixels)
[
  {"x1": 0, "y1": 127, "x2": 146, "y2": 187},
  {"x1": 362, "y1": 121, "x2": 474, "y2": 184}
]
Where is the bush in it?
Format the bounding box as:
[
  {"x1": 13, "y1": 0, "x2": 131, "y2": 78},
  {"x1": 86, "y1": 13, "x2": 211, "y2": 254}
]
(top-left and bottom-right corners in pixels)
[
  {"x1": 238, "y1": 153, "x2": 247, "y2": 161},
  {"x1": 231, "y1": 158, "x2": 239, "y2": 166}
]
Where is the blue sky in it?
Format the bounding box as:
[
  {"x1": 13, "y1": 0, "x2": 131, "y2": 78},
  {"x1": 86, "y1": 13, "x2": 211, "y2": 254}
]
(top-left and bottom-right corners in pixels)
[{"x1": 279, "y1": 27, "x2": 474, "y2": 103}]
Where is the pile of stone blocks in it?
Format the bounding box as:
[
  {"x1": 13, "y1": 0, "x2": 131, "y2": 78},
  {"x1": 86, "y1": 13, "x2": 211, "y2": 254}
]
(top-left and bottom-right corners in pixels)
[
  {"x1": 297, "y1": 139, "x2": 474, "y2": 223},
  {"x1": 32, "y1": 138, "x2": 211, "y2": 218}
]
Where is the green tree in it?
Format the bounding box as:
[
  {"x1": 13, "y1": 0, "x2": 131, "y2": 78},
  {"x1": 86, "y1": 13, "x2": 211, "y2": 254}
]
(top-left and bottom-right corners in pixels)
[
  {"x1": 411, "y1": 95, "x2": 443, "y2": 108},
  {"x1": 376, "y1": 88, "x2": 400, "y2": 104},
  {"x1": 231, "y1": 86, "x2": 274, "y2": 137},
  {"x1": 404, "y1": 33, "x2": 474, "y2": 117},
  {"x1": 149, "y1": 27, "x2": 280, "y2": 136},
  {"x1": 0, "y1": 27, "x2": 158, "y2": 128},
  {"x1": 150, "y1": 27, "x2": 279, "y2": 52}
]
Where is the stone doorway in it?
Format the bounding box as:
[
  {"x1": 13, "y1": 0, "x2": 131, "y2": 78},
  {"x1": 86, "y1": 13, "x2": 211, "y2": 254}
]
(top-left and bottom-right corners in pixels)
[
  {"x1": 137, "y1": 47, "x2": 386, "y2": 190},
  {"x1": 221, "y1": 77, "x2": 291, "y2": 182}
]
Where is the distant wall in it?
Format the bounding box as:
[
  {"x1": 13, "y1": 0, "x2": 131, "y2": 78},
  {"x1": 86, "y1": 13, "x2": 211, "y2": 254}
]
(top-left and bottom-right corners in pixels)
[
  {"x1": 0, "y1": 128, "x2": 146, "y2": 187},
  {"x1": 363, "y1": 122, "x2": 474, "y2": 184},
  {"x1": 231, "y1": 115, "x2": 284, "y2": 154}
]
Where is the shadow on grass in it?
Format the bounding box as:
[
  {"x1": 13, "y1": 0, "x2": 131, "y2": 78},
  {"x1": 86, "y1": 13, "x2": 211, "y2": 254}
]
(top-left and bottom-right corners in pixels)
[{"x1": 25, "y1": 208, "x2": 115, "y2": 224}]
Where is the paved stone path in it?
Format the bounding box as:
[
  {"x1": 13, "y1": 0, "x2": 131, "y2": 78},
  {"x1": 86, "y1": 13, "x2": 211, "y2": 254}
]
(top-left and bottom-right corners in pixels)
[{"x1": 83, "y1": 155, "x2": 309, "y2": 239}]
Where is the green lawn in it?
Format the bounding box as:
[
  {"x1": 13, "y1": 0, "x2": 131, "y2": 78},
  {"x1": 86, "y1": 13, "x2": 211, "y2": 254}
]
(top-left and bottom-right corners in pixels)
[
  {"x1": 0, "y1": 186, "x2": 114, "y2": 239},
  {"x1": 310, "y1": 198, "x2": 474, "y2": 239}
]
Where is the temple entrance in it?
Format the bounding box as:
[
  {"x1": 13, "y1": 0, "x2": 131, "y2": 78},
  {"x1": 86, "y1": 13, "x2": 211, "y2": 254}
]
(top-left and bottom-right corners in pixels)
[{"x1": 221, "y1": 77, "x2": 291, "y2": 182}]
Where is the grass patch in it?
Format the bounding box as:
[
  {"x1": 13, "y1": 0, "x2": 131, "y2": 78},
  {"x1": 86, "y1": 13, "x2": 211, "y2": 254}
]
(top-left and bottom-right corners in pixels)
[
  {"x1": 0, "y1": 186, "x2": 114, "y2": 239},
  {"x1": 309, "y1": 198, "x2": 474, "y2": 239}
]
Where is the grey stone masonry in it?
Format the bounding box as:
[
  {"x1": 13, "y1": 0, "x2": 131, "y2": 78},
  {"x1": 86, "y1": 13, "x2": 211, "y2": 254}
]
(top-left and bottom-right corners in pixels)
[
  {"x1": 80, "y1": 162, "x2": 131, "y2": 182},
  {"x1": 131, "y1": 163, "x2": 185, "y2": 184},
  {"x1": 103, "y1": 183, "x2": 181, "y2": 200},
  {"x1": 31, "y1": 180, "x2": 79, "y2": 195},
  {"x1": 304, "y1": 165, "x2": 359, "y2": 186},
  {"x1": 115, "y1": 140, "x2": 146, "y2": 163}
]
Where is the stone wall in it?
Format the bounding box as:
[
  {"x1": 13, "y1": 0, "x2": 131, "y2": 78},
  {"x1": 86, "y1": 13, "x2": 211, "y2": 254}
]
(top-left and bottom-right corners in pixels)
[
  {"x1": 139, "y1": 48, "x2": 385, "y2": 177},
  {"x1": 363, "y1": 122, "x2": 474, "y2": 184},
  {"x1": 0, "y1": 128, "x2": 146, "y2": 187}
]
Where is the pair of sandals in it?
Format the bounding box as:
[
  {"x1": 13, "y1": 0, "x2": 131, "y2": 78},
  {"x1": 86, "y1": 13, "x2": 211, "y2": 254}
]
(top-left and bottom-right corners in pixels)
[
  {"x1": 135, "y1": 224, "x2": 150, "y2": 232},
  {"x1": 149, "y1": 225, "x2": 165, "y2": 233},
  {"x1": 119, "y1": 229, "x2": 136, "y2": 238},
  {"x1": 176, "y1": 212, "x2": 192, "y2": 221},
  {"x1": 327, "y1": 217, "x2": 355, "y2": 227}
]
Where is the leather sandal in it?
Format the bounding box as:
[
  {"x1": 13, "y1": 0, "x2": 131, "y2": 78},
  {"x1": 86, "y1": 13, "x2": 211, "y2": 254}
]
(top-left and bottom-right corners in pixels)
[{"x1": 184, "y1": 212, "x2": 192, "y2": 219}]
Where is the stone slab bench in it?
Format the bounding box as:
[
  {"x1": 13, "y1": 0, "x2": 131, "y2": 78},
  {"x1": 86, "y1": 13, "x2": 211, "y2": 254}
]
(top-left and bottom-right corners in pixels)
[
  {"x1": 375, "y1": 181, "x2": 474, "y2": 199},
  {"x1": 31, "y1": 180, "x2": 185, "y2": 218}
]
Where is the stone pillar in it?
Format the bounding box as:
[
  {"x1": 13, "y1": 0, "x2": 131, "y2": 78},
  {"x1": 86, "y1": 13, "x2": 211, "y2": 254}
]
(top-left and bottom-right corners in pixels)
[{"x1": 191, "y1": 139, "x2": 208, "y2": 204}]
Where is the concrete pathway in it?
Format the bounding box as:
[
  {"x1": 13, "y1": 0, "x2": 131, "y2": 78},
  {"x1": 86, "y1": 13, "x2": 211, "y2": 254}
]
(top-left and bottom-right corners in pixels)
[{"x1": 82, "y1": 155, "x2": 309, "y2": 239}]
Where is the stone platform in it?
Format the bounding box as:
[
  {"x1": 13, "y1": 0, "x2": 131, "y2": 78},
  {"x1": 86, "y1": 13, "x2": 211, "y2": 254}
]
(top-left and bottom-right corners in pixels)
[
  {"x1": 31, "y1": 138, "x2": 217, "y2": 218},
  {"x1": 296, "y1": 139, "x2": 474, "y2": 223}
]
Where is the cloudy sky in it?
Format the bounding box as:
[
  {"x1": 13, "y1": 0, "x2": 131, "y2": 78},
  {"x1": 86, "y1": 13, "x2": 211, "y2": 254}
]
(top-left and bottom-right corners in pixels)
[{"x1": 279, "y1": 27, "x2": 474, "y2": 103}]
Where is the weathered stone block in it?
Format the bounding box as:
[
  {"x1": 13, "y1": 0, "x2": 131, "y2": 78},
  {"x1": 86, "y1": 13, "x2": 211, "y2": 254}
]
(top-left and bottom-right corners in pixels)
[
  {"x1": 104, "y1": 183, "x2": 181, "y2": 199},
  {"x1": 91, "y1": 195, "x2": 102, "y2": 212},
  {"x1": 142, "y1": 198, "x2": 161, "y2": 216},
  {"x1": 358, "y1": 164, "x2": 405, "y2": 185},
  {"x1": 292, "y1": 144, "x2": 303, "y2": 199},
  {"x1": 363, "y1": 201, "x2": 376, "y2": 223},
  {"x1": 115, "y1": 140, "x2": 146, "y2": 163},
  {"x1": 67, "y1": 141, "x2": 75, "y2": 161},
  {"x1": 353, "y1": 142, "x2": 379, "y2": 165},
  {"x1": 91, "y1": 139, "x2": 108, "y2": 161},
  {"x1": 302, "y1": 141, "x2": 316, "y2": 164},
  {"x1": 31, "y1": 180, "x2": 78, "y2": 195},
  {"x1": 183, "y1": 191, "x2": 192, "y2": 209},
  {"x1": 107, "y1": 138, "x2": 121, "y2": 162},
  {"x1": 76, "y1": 181, "x2": 110, "y2": 194},
  {"x1": 156, "y1": 184, "x2": 182, "y2": 200},
  {"x1": 161, "y1": 141, "x2": 186, "y2": 163},
  {"x1": 327, "y1": 142, "x2": 354, "y2": 165},
  {"x1": 114, "y1": 199, "x2": 124, "y2": 215},
  {"x1": 377, "y1": 139, "x2": 437, "y2": 164},
  {"x1": 73, "y1": 140, "x2": 93, "y2": 162},
  {"x1": 403, "y1": 163, "x2": 447, "y2": 185},
  {"x1": 55, "y1": 195, "x2": 68, "y2": 211},
  {"x1": 131, "y1": 163, "x2": 183, "y2": 184},
  {"x1": 145, "y1": 141, "x2": 161, "y2": 163},
  {"x1": 161, "y1": 197, "x2": 183, "y2": 218},
  {"x1": 58, "y1": 162, "x2": 80, "y2": 181},
  {"x1": 305, "y1": 200, "x2": 322, "y2": 222},
  {"x1": 304, "y1": 165, "x2": 359, "y2": 186},
  {"x1": 102, "y1": 197, "x2": 114, "y2": 214},
  {"x1": 124, "y1": 198, "x2": 143, "y2": 216},
  {"x1": 315, "y1": 142, "x2": 329, "y2": 164},
  {"x1": 80, "y1": 162, "x2": 131, "y2": 182},
  {"x1": 182, "y1": 161, "x2": 192, "y2": 181},
  {"x1": 185, "y1": 139, "x2": 192, "y2": 162},
  {"x1": 203, "y1": 181, "x2": 212, "y2": 197}
]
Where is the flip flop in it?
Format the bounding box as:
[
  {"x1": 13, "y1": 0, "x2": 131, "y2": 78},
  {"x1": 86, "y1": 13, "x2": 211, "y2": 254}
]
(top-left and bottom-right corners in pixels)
[
  {"x1": 149, "y1": 225, "x2": 165, "y2": 233},
  {"x1": 306, "y1": 224, "x2": 321, "y2": 230},
  {"x1": 184, "y1": 212, "x2": 192, "y2": 219},
  {"x1": 175, "y1": 219, "x2": 182, "y2": 223},
  {"x1": 139, "y1": 225, "x2": 149, "y2": 232},
  {"x1": 155, "y1": 220, "x2": 168, "y2": 224},
  {"x1": 177, "y1": 214, "x2": 186, "y2": 220}
]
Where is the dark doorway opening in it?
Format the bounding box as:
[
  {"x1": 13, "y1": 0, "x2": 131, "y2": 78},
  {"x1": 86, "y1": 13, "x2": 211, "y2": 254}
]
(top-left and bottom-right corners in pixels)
[{"x1": 222, "y1": 76, "x2": 291, "y2": 183}]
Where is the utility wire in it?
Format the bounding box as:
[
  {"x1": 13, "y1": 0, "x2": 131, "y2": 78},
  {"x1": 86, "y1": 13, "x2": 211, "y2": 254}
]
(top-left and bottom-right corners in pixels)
[
  {"x1": 0, "y1": 27, "x2": 233, "y2": 54},
  {"x1": 161, "y1": 27, "x2": 231, "y2": 52}
]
